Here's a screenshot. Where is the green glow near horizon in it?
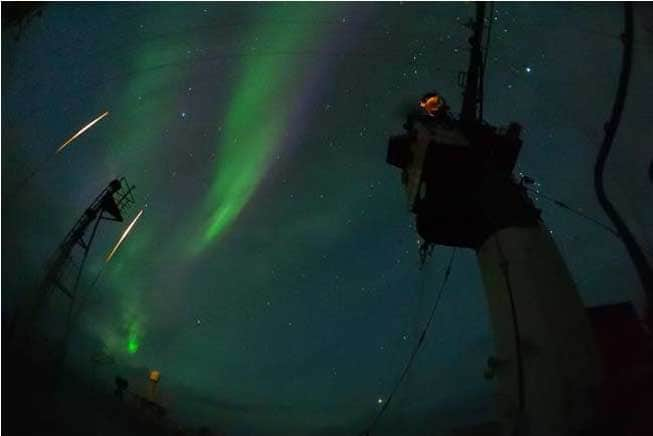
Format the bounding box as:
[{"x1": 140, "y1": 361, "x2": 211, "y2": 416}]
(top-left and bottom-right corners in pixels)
[
  {"x1": 127, "y1": 335, "x2": 139, "y2": 354},
  {"x1": 125, "y1": 319, "x2": 142, "y2": 354},
  {"x1": 102, "y1": 15, "x2": 196, "y2": 356}
]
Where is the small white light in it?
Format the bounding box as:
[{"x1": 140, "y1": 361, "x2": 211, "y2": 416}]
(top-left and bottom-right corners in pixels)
[
  {"x1": 377, "y1": 397, "x2": 383, "y2": 404},
  {"x1": 525, "y1": 67, "x2": 532, "y2": 73}
]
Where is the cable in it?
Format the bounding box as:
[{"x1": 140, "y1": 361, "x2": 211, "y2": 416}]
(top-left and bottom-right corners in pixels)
[
  {"x1": 5, "y1": 152, "x2": 57, "y2": 201},
  {"x1": 362, "y1": 248, "x2": 456, "y2": 436},
  {"x1": 593, "y1": 3, "x2": 653, "y2": 303},
  {"x1": 492, "y1": 234, "x2": 524, "y2": 436},
  {"x1": 4, "y1": 44, "x2": 463, "y2": 129},
  {"x1": 524, "y1": 186, "x2": 620, "y2": 238},
  {"x1": 482, "y1": 3, "x2": 495, "y2": 72},
  {"x1": 479, "y1": 2, "x2": 495, "y2": 121},
  {"x1": 72, "y1": 265, "x2": 107, "y2": 323}
]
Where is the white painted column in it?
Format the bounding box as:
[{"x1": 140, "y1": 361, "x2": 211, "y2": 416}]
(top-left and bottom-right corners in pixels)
[{"x1": 477, "y1": 223, "x2": 601, "y2": 436}]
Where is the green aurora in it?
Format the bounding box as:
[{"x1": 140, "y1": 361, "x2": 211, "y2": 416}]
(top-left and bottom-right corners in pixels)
[
  {"x1": 100, "y1": 12, "x2": 196, "y2": 355},
  {"x1": 196, "y1": 6, "x2": 335, "y2": 251},
  {"x1": 104, "y1": 6, "x2": 337, "y2": 354}
]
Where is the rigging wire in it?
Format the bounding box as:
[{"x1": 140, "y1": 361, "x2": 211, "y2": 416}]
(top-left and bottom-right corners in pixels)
[
  {"x1": 523, "y1": 186, "x2": 620, "y2": 239},
  {"x1": 11, "y1": 16, "x2": 462, "y2": 73},
  {"x1": 492, "y1": 232, "x2": 525, "y2": 436},
  {"x1": 361, "y1": 248, "x2": 457, "y2": 436},
  {"x1": 11, "y1": 6, "x2": 640, "y2": 77},
  {"x1": 71, "y1": 264, "x2": 107, "y2": 323},
  {"x1": 7, "y1": 5, "x2": 645, "y2": 128},
  {"x1": 479, "y1": 2, "x2": 495, "y2": 121},
  {"x1": 5, "y1": 156, "x2": 53, "y2": 201},
  {"x1": 5, "y1": 45, "x2": 462, "y2": 129}
]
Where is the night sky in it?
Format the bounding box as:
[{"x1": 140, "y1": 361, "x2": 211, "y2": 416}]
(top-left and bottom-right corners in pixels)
[{"x1": 2, "y1": 2, "x2": 653, "y2": 435}]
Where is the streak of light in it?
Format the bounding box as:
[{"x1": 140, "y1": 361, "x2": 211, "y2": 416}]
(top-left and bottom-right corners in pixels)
[
  {"x1": 56, "y1": 111, "x2": 109, "y2": 154},
  {"x1": 106, "y1": 209, "x2": 144, "y2": 262}
]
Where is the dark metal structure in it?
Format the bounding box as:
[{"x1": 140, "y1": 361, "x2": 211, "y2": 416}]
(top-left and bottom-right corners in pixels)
[
  {"x1": 29, "y1": 178, "x2": 135, "y2": 353},
  {"x1": 384, "y1": 4, "x2": 601, "y2": 436},
  {"x1": 386, "y1": 2, "x2": 536, "y2": 250},
  {"x1": 1, "y1": 2, "x2": 44, "y2": 41}
]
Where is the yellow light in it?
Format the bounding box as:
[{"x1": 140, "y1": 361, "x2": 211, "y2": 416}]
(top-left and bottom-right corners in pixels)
[
  {"x1": 56, "y1": 111, "x2": 109, "y2": 154},
  {"x1": 149, "y1": 370, "x2": 161, "y2": 383},
  {"x1": 106, "y1": 209, "x2": 144, "y2": 262}
]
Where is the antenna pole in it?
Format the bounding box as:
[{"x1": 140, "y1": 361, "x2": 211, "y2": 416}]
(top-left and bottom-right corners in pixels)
[{"x1": 461, "y1": 2, "x2": 486, "y2": 123}]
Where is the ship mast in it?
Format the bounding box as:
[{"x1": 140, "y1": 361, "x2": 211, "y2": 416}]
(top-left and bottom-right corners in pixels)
[{"x1": 385, "y1": 3, "x2": 601, "y2": 435}]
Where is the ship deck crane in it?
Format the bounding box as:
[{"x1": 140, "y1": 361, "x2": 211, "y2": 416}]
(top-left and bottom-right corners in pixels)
[{"x1": 20, "y1": 178, "x2": 136, "y2": 365}]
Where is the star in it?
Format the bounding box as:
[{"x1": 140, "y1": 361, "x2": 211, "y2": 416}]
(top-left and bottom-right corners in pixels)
[{"x1": 5, "y1": 5, "x2": 639, "y2": 436}]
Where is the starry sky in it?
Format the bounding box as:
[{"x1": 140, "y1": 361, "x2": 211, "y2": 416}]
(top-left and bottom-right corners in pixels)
[{"x1": 2, "y1": 2, "x2": 653, "y2": 435}]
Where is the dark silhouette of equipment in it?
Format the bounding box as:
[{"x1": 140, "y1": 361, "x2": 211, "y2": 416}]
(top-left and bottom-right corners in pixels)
[
  {"x1": 26, "y1": 178, "x2": 135, "y2": 360},
  {"x1": 115, "y1": 376, "x2": 129, "y2": 400},
  {"x1": 1, "y1": 2, "x2": 43, "y2": 41},
  {"x1": 384, "y1": 4, "x2": 600, "y2": 436},
  {"x1": 386, "y1": 4, "x2": 531, "y2": 251}
]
